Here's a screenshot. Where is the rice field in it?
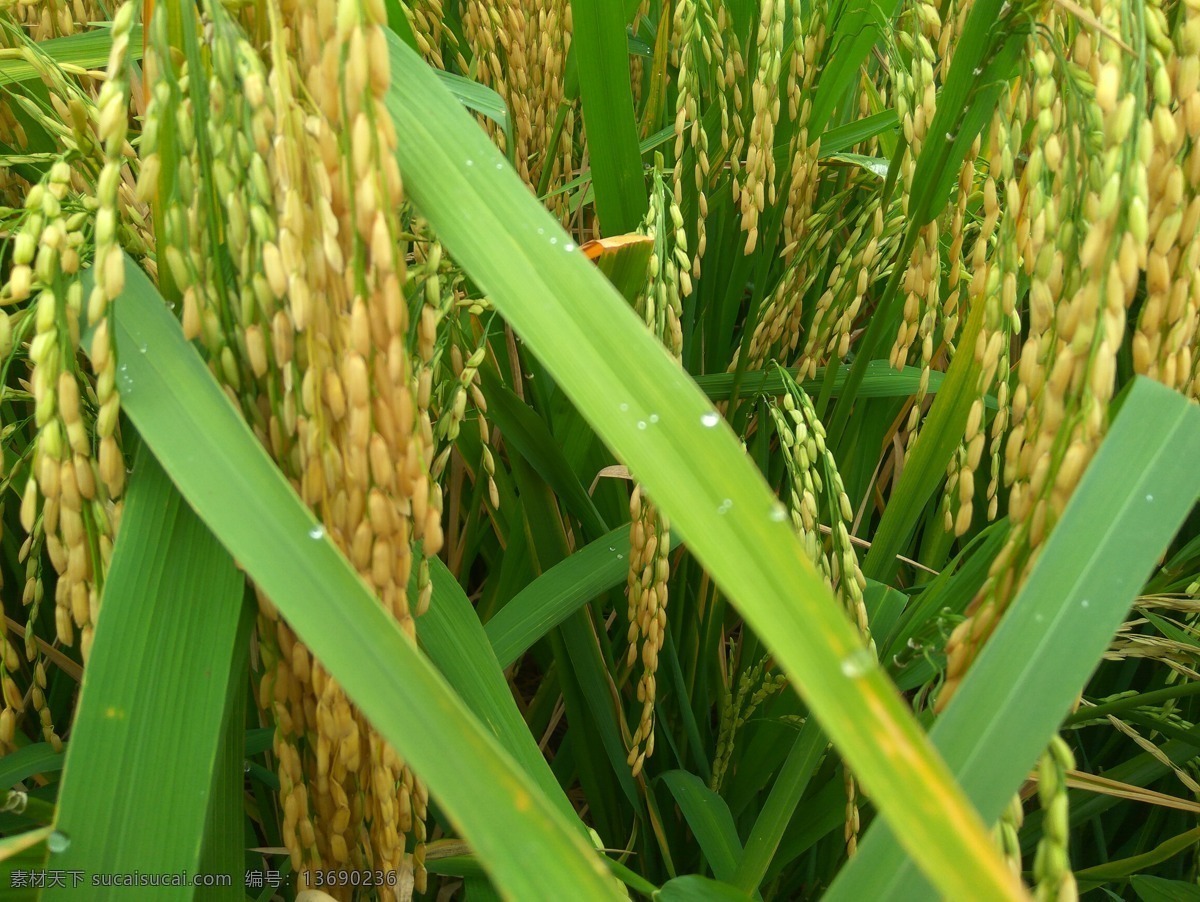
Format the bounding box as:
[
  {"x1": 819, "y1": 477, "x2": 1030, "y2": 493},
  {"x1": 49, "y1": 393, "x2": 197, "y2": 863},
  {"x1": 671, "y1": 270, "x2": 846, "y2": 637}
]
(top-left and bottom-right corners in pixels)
[{"x1": 1, "y1": 0, "x2": 1200, "y2": 899}]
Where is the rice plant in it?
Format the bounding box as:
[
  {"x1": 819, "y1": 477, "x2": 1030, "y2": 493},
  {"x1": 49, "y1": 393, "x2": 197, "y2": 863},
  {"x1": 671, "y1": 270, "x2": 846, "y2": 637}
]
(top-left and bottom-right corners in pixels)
[{"x1": 1, "y1": 0, "x2": 1200, "y2": 899}]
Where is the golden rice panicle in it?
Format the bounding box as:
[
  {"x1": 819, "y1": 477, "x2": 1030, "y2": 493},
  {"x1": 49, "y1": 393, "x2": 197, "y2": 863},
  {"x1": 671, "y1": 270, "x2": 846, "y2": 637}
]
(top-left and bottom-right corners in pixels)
[
  {"x1": 143, "y1": 6, "x2": 326, "y2": 881},
  {"x1": 940, "y1": 3, "x2": 1149, "y2": 711},
  {"x1": 220, "y1": 16, "x2": 344, "y2": 880},
  {"x1": 624, "y1": 165, "x2": 686, "y2": 776},
  {"x1": 709, "y1": 654, "x2": 787, "y2": 791},
  {"x1": 433, "y1": 338, "x2": 499, "y2": 515},
  {"x1": 301, "y1": 0, "x2": 433, "y2": 887},
  {"x1": 738, "y1": 188, "x2": 842, "y2": 371},
  {"x1": 4, "y1": 161, "x2": 110, "y2": 746},
  {"x1": 463, "y1": 0, "x2": 574, "y2": 216},
  {"x1": 774, "y1": 381, "x2": 869, "y2": 639},
  {"x1": 996, "y1": 792, "x2": 1025, "y2": 882},
  {"x1": 671, "y1": 0, "x2": 705, "y2": 269},
  {"x1": 944, "y1": 86, "x2": 1024, "y2": 538},
  {"x1": 771, "y1": 378, "x2": 870, "y2": 859},
  {"x1": 1033, "y1": 736, "x2": 1078, "y2": 902},
  {"x1": 645, "y1": 158, "x2": 690, "y2": 351},
  {"x1": 769, "y1": 402, "x2": 824, "y2": 567},
  {"x1": 11, "y1": 0, "x2": 101, "y2": 40},
  {"x1": 0, "y1": 22, "x2": 30, "y2": 208},
  {"x1": 89, "y1": 0, "x2": 137, "y2": 505},
  {"x1": 146, "y1": 0, "x2": 437, "y2": 889},
  {"x1": 671, "y1": 0, "x2": 724, "y2": 277},
  {"x1": 406, "y1": 0, "x2": 450, "y2": 69},
  {"x1": 624, "y1": 484, "x2": 670, "y2": 777},
  {"x1": 1186, "y1": 0, "x2": 1200, "y2": 400},
  {"x1": 731, "y1": 0, "x2": 823, "y2": 372},
  {"x1": 781, "y1": 0, "x2": 823, "y2": 263},
  {"x1": 628, "y1": 0, "x2": 650, "y2": 112},
  {"x1": 1134, "y1": 0, "x2": 1200, "y2": 394},
  {"x1": 735, "y1": 0, "x2": 784, "y2": 254},
  {"x1": 142, "y1": 9, "x2": 232, "y2": 392},
  {"x1": 891, "y1": 0, "x2": 942, "y2": 382},
  {"x1": 714, "y1": 2, "x2": 746, "y2": 157},
  {"x1": 769, "y1": 386, "x2": 863, "y2": 628},
  {"x1": 894, "y1": 0, "x2": 978, "y2": 462},
  {"x1": 796, "y1": 196, "x2": 901, "y2": 379}
]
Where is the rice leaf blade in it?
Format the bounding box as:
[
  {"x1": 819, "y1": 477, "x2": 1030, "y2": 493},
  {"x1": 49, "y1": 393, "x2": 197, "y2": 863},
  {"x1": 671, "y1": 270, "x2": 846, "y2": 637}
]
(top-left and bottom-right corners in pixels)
[
  {"x1": 97, "y1": 255, "x2": 622, "y2": 901},
  {"x1": 570, "y1": 0, "x2": 648, "y2": 233},
  {"x1": 44, "y1": 445, "x2": 246, "y2": 901},
  {"x1": 385, "y1": 31, "x2": 1026, "y2": 901},
  {"x1": 828, "y1": 378, "x2": 1200, "y2": 899}
]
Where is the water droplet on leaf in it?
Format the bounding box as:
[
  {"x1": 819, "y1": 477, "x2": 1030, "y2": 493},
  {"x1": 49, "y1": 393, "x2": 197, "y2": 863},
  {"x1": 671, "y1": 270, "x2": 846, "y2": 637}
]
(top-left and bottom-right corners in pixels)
[
  {"x1": 47, "y1": 831, "x2": 71, "y2": 853},
  {"x1": 840, "y1": 649, "x2": 874, "y2": 678}
]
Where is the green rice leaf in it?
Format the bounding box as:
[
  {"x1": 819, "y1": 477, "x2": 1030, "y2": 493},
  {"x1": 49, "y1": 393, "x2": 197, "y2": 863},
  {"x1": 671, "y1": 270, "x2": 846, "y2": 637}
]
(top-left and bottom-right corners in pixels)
[
  {"x1": 385, "y1": 31, "x2": 1024, "y2": 901},
  {"x1": 437, "y1": 69, "x2": 514, "y2": 157},
  {"x1": 809, "y1": 0, "x2": 901, "y2": 133},
  {"x1": 44, "y1": 445, "x2": 247, "y2": 901},
  {"x1": 654, "y1": 875, "x2": 750, "y2": 901},
  {"x1": 94, "y1": 255, "x2": 621, "y2": 901},
  {"x1": 1131, "y1": 875, "x2": 1200, "y2": 902},
  {"x1": 660, "y1": 771, "x2": 743, "y2": 883},
  {"x1": 818, "y1": 111, "x2": 899, "y2": 155},
  {"x1": 0, "y1": 26, "x2": 143, "y2": 86},
  {"x1": 569, "y1": 0, "x2": 648, "y2": 233},
  {"x1": 421, "y1": 556, "x2": 580, "y2": 825},
  {"x1": 1075, "y1": 827, "x2": 1200, "y2": 882},
  {"x1": 0, "y1": 745, "x2": 64, "y2": 788},
  {"x1": 828, "y1": 377, "x2": 1200, "y2": 900}
]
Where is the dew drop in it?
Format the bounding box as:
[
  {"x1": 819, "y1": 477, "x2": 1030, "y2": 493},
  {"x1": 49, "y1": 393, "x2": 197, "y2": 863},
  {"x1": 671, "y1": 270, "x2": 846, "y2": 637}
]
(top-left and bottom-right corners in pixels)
[
  {"x1": 47, "y1": 831, "x2": 71, "y2": 853},
  {"x1": 1081, "y1": 599, "x2": 1090, "y2": 609},
  {"x1": 495, "y1": 162, "x2": 504, "y2": 170},
  {"x1": 564, "y1": 243, "x2": 576, "y2": 252},
  {"x1": 244, "y1": 761, "x2": 252, "y2": 773},
  {"x1": 649, "y1": 414, "x2": 659, "y2": 424},
  {"x1": 840, "y1": 649, "x2": 875, "y2": 679},
  {"x1": 465, "y1": 159, "x2": 474, "y2": 167},
  {"x1": 637, "y1": 420, "x2": 647, "y2": 430},
  {"x1": 1034, "y1": 613, "x2": 1045, "y2": 623},
  {"x1": 138, "y1": 343, "x2": 147, "y2": 354},
  {"x1": 550, "y1": 236, "x2": 558, "y2": 245},
  {"x1": 769, "y1": 503, "x2": 788, "y2": 522},
  {"x1": 608, "y1": 546, "x2": 616, "y2": 552},
  {"x1": 537, "y1": 227, "x2": 545, "y2": 235},
  {"x1": 616, "y1": 553, "x2": 624, "y2": 560},
  {"x1": 619, "y1": 403, "x2": 629, "y2": 412},
  {"x1": 700, "y1": 412, "x2": 720, "y2": 428},
  {"x1": 308, "y1": 525, "x2": 325, "y2": 540},
  {"x1": 1146, "y1": 494, "x2": 1154, "y2": 502}
]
